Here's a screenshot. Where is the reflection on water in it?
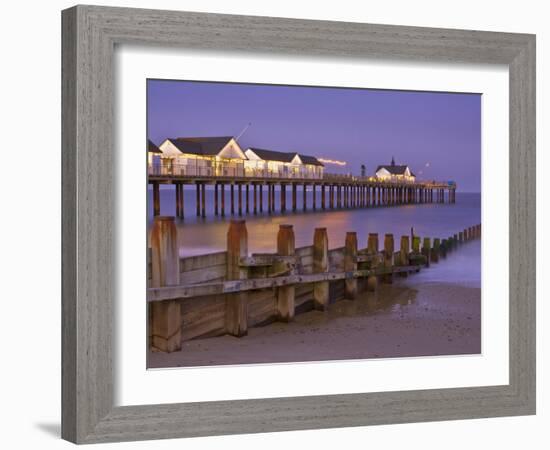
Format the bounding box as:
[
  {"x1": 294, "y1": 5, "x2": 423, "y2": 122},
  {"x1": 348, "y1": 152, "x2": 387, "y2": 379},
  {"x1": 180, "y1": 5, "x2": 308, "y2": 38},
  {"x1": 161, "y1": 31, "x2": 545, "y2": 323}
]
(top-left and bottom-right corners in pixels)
[{"x1": 329, "y1": 285, "x2": 418, "y2": 317}]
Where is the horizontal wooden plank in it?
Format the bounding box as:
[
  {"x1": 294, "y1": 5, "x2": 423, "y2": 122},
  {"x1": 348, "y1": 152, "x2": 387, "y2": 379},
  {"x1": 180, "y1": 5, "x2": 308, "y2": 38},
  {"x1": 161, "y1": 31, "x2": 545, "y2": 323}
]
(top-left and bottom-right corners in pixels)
[
  {"x1": 180, "y1": 296, "x2": 226, "y2": 341},
  {"x1": 179, "y1": 265, "x2": 226, "y2": 285},
  {"x1": 241, "y1": 254, "x2": 297, "y2": 267},
  {"x1": 295, "y1": 246, "x2": 313, "y2": 257},
  {"x1": 148, "y1": 265, "x2": 420, "y2": 302},
  {"x1": 180, "y1": 251, "x2": 227, "y2": 273},
  {"x1": 248, "y1": 289, "x2": 277, "y2": 327}
]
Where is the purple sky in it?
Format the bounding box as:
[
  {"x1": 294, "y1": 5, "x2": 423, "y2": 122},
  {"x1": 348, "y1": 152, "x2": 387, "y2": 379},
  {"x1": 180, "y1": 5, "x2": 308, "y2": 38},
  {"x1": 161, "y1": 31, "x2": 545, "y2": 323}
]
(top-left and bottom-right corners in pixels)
[{"x1": 147, "y1": 80, "x2": 481, "y2": 192}]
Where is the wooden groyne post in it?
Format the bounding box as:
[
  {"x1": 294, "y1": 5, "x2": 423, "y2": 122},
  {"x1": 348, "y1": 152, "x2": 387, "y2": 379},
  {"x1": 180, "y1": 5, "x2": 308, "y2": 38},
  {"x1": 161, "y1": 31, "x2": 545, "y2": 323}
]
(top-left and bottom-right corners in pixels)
[
  {"x1": 422, "y1": 237, "x2": 431, "y2": 267},
  {"x1": 277, "y1": 224, "x2": 296, "y2": 321},
  {"x1": 150, "y1": 216, "x2": 181, "y2": 352},
  {"x1": 383, "y1": 234, "x2": 394, "y2": 284},
  {"x1": 398, "y1": 235, "x2": 410, "y2": 277},
  {"x1": 432, "y1": 238, "x2": 441, "y2": 262},
  {"x1": 226, "y1": 220, "x2": 249, "y2": 336},
  {"x1": 366, "y1": 233, "x2": 379, "y2": 291},
  {"x1": 313, "y1": 228, "x2": 329, "y2": 310},
  {"x1": 344, "y1": 232, "x2": 358, "y2": 299}
]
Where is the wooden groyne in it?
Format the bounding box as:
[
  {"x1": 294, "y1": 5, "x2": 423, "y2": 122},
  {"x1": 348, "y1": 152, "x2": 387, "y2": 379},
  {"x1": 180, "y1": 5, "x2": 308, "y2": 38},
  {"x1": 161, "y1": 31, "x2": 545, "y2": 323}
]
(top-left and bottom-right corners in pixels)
[
  {"x1": 147, "y1": 218, "x2": 481, "y2": 353},
  {"x1": 149, "y1": 175, "x2": 456, "y2": 218}
]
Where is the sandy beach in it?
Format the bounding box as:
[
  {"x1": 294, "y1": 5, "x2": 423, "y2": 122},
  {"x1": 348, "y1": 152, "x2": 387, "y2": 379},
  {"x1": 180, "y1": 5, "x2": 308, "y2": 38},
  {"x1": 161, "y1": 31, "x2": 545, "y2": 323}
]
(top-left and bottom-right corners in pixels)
[{"x1": 148, "y1": 279, "x2": 481, "y2": 368}]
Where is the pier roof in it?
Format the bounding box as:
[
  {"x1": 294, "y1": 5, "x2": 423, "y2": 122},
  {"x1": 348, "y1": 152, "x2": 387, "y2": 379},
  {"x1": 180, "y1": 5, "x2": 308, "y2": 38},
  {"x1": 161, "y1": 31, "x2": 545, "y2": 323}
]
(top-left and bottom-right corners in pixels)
[
  {"x1": 298, "y1": 154, "x2": 324, "y2": 167},
  {"x1": 168, "y1": 136, "x2": 236, "y2": 156},
  {"x1": 376, "y1": 164, "x2": 415, "y2": 177},
  {"x1": 147, "y1": 139, "x2": 162, "y2": 153},
  {"x1": 247, "y1": 148, "x2": 324, "y2": 166}
]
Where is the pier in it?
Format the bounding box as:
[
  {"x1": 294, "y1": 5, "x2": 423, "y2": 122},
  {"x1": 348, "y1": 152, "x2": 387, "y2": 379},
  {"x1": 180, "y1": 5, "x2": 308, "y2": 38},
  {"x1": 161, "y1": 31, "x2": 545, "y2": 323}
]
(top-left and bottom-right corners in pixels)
[
  {"x1": 148, "y1": 217, "x2": 480, "y2": 353},
  {"x1": 148, "y1": 171, "x2": 457, "y2": 218}
]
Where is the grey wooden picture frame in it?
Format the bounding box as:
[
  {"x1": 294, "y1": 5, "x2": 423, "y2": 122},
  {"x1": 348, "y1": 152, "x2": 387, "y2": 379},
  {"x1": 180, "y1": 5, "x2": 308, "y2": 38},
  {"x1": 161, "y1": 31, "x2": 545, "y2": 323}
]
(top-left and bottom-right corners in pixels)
[{"x1": 61, "y1": 4, "x2": 536, "y2": 444}]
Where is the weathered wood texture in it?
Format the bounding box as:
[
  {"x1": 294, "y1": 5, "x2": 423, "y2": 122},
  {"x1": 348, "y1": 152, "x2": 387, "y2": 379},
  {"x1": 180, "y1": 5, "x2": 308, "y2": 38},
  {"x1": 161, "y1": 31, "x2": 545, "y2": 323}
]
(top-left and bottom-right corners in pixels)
[
  {"x1": 276, "y1": 225, "x2": 296, "y2": 321},
  {"x1": 225, "y1": 220, "x2": 249, "y2": 336},
  {"x1": 313, "y1": 228, "x2": 330, "y2": 310},
  {"x1": 148, "y1": 222, "x2": 482, "y2": 347},
  {"x1": 149, "y1": 217, "x2": 181, "y2": 352},
  {"x1": 62, "y1": 5, "x2": 535, "y2": 444}
]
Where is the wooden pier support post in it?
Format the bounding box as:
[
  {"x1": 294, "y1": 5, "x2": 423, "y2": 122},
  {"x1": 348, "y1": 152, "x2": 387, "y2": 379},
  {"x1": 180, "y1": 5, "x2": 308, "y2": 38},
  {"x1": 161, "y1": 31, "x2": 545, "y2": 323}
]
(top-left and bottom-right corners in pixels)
[
  {"x1": 399, "y1": 236, "x2": 410, "y2": 277},
  {"x1": 214, "y1": 183, "x2": 219, "y2": 216},
  {"x1": 201, "y1": 183, "x2": 206, "y2": 218},
  {"x1": 271, "y1": 185, "x2": 276, "y2": 212},
  {"x1": 366, "y1": 186, "x2": 370, "y2": 206},
  {"x1": 277, "y1": 225, "x2": 296, "y2": 321},
  {"x1": 238, "y1": 184, "x2": 243, "y2": 216},
  {"x1": 150, "y1": 216, "x2": 181, "y2": 352},
  {"x1": 253, "y1": 184, "x2": 257, "y2": 214},
  {"x1": 366, "y1": 233, "x2": 379, "y2": 291},
  {"x1": 292, "y1": 183, "x2": 297, "y2": 212},
  {"x1": 344, "y1": 232, "x2": 358, "y2": 299},
  {"x1": 281, "y1": 184, "x2": 287, "y2": 212},
  {"x1": 259, "y1": 184, "x2": 263, "y2": 213},
  {"x1": 432, "y1": 238, "x2": 441, "y2": 262},
  {"x1": 313, "y1": 228, "x2": 329, "y2": 310},
  {"x1": 383, "y1": 234, "x2": 394, "y2": 284},
  {"x1": 267, "y1": 184, "x2": 272, "y2": 214},
  {"x1": 179, "y1": 183, "x2": 184, "y2": 218},
  {"x1": 312, "y1": 184, "x2": 317, "y2": 210},
  {"x1": 152, "y1": 182, "x2": 161, "y2": 217},
  {"x1": 321, "y1": 185, "x2": 326, "y2": 210},
  {"x1": 230, "y1": 183, "x2": 235, "y2": 215},
  {"x1": 195, "y1": 183, "x2": 200, "y2": 216},
  {"x1": 175, "y1": 183, "x2": 180, "y2": 217},
  {"x1": 303, "y1": 184, "x2": 307, "y2": 211},
  {"x1": 422, "y1": 237, "x2": 431, "y2": 267},
  {"x1": 245, "y1": 184, "x2": 250, "y2": 214},
  {"x1": 345, "y1": 185, "x2": 349, "y2": 208},
  {"x1": 226, "y1": 219, "x2": 249, "y2": 337},
  {"x1": 175, "y1": 183, "x2": 181, "y2": 218},
  {"x1": 220, "y1": 184, "x2": 225, "y2": 216}
]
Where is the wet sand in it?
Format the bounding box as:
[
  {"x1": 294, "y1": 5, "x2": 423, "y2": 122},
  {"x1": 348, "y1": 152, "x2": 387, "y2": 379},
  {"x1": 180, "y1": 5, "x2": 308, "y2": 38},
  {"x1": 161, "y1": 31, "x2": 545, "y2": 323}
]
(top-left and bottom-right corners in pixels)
[{"x1": 148, "y1": 280, "x2": 481, "y2": 368}]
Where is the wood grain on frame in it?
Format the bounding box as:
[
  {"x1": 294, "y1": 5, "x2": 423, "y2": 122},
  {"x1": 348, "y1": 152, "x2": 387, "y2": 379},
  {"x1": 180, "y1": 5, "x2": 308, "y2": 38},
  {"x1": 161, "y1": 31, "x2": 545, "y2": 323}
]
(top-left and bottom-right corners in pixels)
[{"x1": 61, "y1": 5, "x2": 535, "y2": 444}]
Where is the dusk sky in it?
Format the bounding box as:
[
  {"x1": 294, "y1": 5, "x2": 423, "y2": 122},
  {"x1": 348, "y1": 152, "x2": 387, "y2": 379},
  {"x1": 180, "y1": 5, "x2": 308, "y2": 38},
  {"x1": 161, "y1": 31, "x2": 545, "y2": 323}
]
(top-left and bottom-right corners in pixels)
[{"x1": 147, "y1": 80, "x2": 481, "y2": 192}]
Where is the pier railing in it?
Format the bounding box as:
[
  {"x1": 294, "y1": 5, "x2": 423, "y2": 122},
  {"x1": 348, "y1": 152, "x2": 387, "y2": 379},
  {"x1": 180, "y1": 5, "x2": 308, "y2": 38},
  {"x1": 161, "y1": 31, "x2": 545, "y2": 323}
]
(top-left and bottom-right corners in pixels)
[
  {"x1": 148, "y1": 162, "x2": 453, "y2": 186},
  {"x1": 148, "y1": 161, "x2": 323, "y2": 180},
  {"x1": 147, "y1": 217, "x2": 481, "y2": 353}
]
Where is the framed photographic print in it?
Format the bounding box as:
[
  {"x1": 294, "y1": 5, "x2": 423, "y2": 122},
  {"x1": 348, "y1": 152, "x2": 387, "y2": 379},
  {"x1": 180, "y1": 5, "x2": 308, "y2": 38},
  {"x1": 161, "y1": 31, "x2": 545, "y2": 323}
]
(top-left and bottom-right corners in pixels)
[{"x1": 62, "y1": 5, "x2": 535, "y2": 444}]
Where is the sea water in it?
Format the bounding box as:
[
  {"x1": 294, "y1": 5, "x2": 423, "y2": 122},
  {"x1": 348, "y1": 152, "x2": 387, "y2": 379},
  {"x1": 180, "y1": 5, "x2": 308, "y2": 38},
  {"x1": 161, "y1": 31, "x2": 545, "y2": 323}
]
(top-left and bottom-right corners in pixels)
[{"x1": 147, "y1": 188, "x2": 481, "y2": 286}]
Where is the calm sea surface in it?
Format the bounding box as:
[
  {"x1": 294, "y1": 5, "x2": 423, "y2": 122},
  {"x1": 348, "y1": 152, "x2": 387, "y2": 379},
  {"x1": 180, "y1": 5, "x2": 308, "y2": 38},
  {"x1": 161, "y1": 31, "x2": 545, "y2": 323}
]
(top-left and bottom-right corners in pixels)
[{"x1": 147, "y1": 187, "x2": 480, "y2": 285}]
